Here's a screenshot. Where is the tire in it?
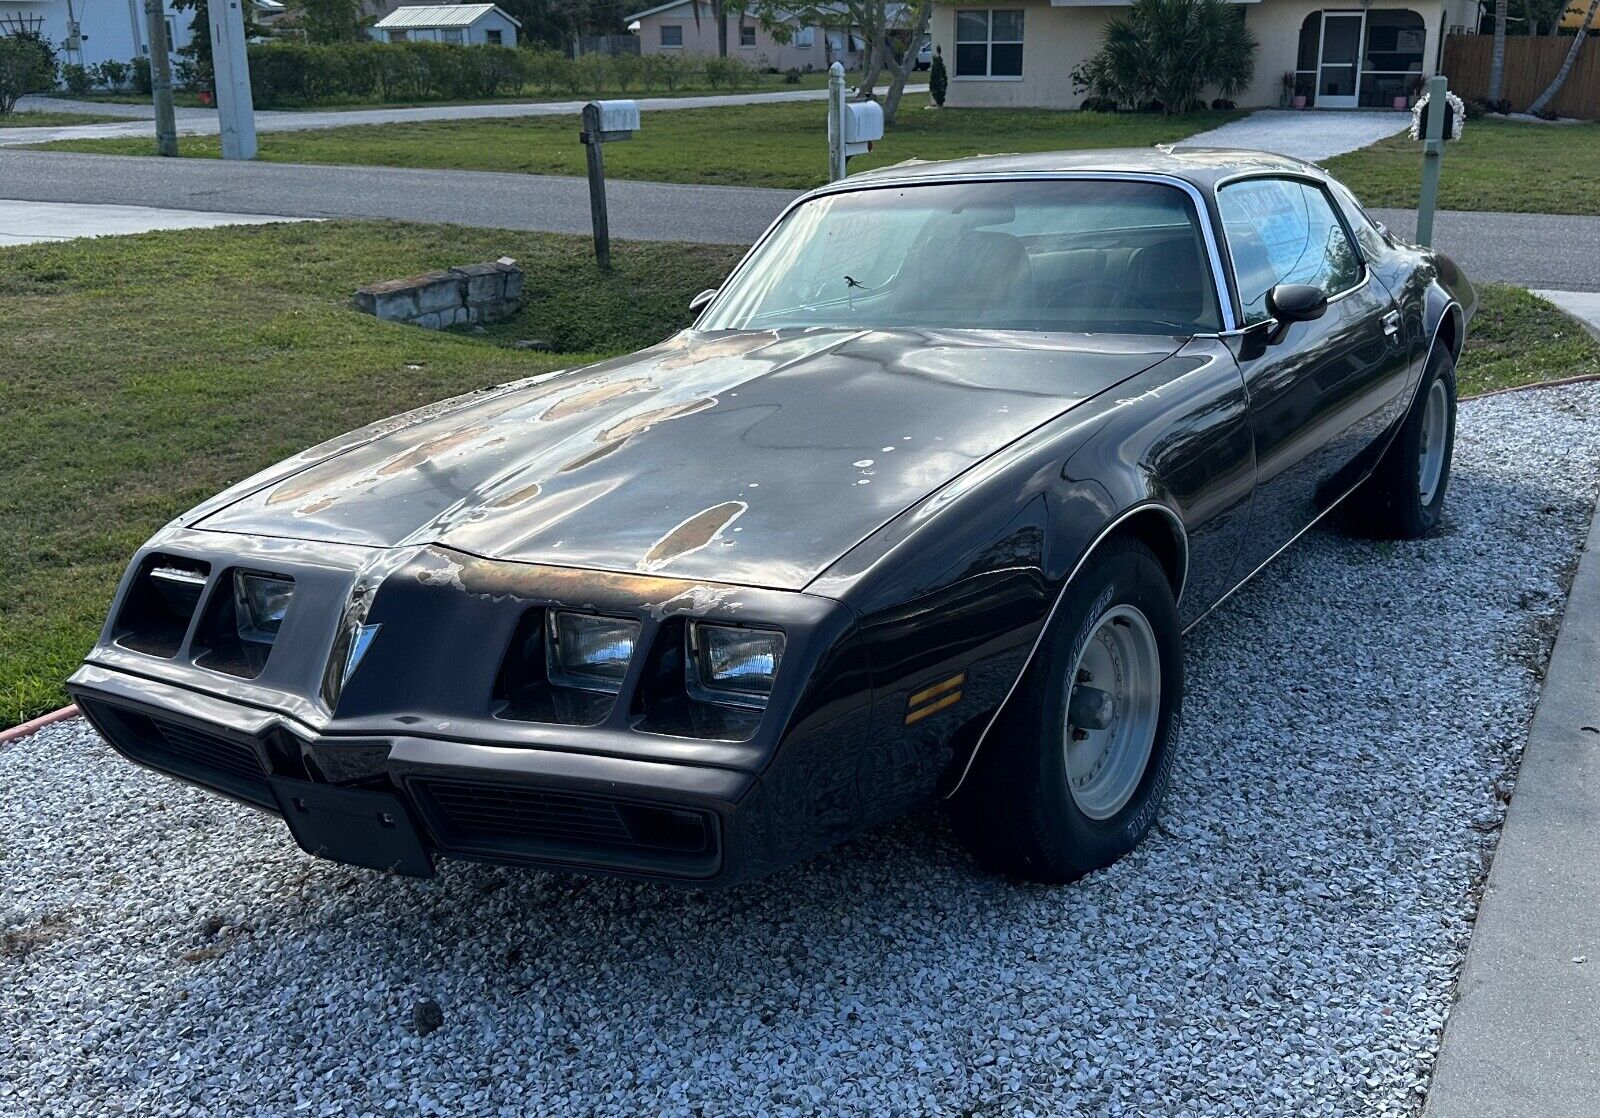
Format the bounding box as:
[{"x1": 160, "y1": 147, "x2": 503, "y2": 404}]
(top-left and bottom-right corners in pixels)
[
  {"x1": 950, "y1": 535, "x2": 1183, "y2": 883},
  {"x1": 1346, "y1": 343, "x2": 1457, "y2": 539}
]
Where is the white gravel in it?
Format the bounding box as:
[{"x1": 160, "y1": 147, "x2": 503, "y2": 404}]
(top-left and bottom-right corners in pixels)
[{"x1": 3, "y1": 384, "x2": 1598, "y2": 1118}]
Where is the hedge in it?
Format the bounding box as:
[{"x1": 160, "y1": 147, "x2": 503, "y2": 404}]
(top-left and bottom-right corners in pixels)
[{"x1": 244, "y1": 42, "x2": 772, "y2": 108}]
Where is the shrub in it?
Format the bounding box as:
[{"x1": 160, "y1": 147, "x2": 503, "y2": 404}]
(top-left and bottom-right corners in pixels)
[
  {"x1": 783, "y1": 66, "x2": 802, "y2": 85},
  {"x1": 524, "y1": 47, "x2": 566, "y2": 93},
  {"x1": 1103, "y1": 0, "x2": 1256, "y2": 115},
  {"x1": 577, "y1": 50, "x2": 608, "y2": 94},
  {"x1": 703, "y1": 55, "x2": 737, "y2": 88},
  {"x1": 132, "y1": 56, "x2": 152, "y2": 95},
  {"x1": 0, "y1": 35, "x2": 56, "y2": 113},
  {"x1": 95, "y1": 59, "x2": 131, "y2": 90},
  {"x1": 610, "y1": 50, "x2": 641, "y2": 92},
  {"x1": 928, "y1": 46, "x2": 947, "y2": 105},
  {"x1": 62, "y1": 62, "x2": 93, "y2": 94},
  {"x1": 642, "y1": 51, "x2": 690, "y2": 91},
  {"x1": 1069, "y1": 49, "x2": 1132, "y2": 111}
]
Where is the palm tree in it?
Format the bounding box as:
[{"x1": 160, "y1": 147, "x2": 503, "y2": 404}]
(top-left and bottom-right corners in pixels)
[
  {"x1": 1103, "y1": 0, "x2": 1257, "y2": 114},
  {"x1": 1528, "y1": 0, "x2": 1600, "y2": 115},
  {"x1": 1487, "y1": 0, "x2": 1509, "y2": 104}
]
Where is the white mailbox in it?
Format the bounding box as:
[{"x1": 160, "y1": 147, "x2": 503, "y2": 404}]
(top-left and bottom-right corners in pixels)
[
  {"x1": 841, "y1": 101, "x2": 883, "y2": 157},
  {"x1": 588, "y1": 99, "x2": 640, "y2": 135}
]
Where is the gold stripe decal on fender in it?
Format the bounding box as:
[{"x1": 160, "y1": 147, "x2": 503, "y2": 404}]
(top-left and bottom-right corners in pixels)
[{"x1": 906, "y1": 672, "x2": 966, "y2": 724}]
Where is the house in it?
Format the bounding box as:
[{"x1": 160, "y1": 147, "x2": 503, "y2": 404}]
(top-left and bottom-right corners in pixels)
[
  {"x1": 0, "y1": 0, "x2": 192, "y2": 70},
  {"x1": 931, "y1": 0, "x2": 1480, "y2": 109},
  {"x1": 625, "y1": 0, "x2": 871, "y2": 70},
  {"x1": 370, "y1": 4, "x2": 521, "y2": 46}
]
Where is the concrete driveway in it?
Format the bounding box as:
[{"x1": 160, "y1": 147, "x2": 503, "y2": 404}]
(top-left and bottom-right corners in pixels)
[{"x1": 1176, "y1": 109, "x2": 1409, "y2": 161}]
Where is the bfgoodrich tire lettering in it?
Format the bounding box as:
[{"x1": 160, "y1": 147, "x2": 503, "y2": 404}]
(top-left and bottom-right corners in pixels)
[{"x1": 951, "y1": 536, "x2": 1183, "y2": 883}]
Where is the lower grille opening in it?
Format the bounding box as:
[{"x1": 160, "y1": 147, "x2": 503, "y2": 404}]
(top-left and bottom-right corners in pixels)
[
  {"x1": 410, "y1": 777, "x2": 719, "y2": 877},
  {"x1": 79, "y1": 698, "x2": 274, "y2": 809}
]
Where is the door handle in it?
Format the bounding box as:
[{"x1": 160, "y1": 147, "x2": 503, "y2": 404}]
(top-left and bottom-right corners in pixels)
[{"x1": 1382, "y1": 310, "x2": 1402, "y2": 339}]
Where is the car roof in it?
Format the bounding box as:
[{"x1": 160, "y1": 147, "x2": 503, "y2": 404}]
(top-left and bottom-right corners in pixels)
[{"x1": 839, "y1": 147, "x2": 1327, "y2": 191}]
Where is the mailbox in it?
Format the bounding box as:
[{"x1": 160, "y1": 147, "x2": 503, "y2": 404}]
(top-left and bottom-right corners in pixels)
[
  {"x1": 588, "y1": 99, "x2": 640, "y2": 135},
  {"x1": 841, "y1": 101, "x2": 883, "y2": 158}
]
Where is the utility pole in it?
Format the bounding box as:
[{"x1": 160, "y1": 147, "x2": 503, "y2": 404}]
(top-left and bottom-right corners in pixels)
[
  {"x1": 209, "y1": 0, "x2": 257, "y2": 159},
  {"x1": 143, "y1": 0, "x2": 178, "y2": 157}
]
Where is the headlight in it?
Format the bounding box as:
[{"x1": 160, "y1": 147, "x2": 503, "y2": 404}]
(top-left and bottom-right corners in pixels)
[
  {"x1": 234, "y1": 572, "x2": 294, "y2": 644},
  {"x1": 546, "y1": 610, "x2": 639, "y2": 692},
  {"x1": 688, "y1": 623, "x2": 784, "y2": 708}
]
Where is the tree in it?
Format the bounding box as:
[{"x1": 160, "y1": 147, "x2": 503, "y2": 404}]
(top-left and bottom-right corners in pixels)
[
  {"x1": 751, "y1": 0, "x2": 931, "y2": 123},
  {"x1": 1488, "y1": 0, "x2": 1509, "y2": 103},
  {"x1": 1102, "y1": 0, "x2": 1257, "y2": 114},
  {"x1": 1528, "y1": 0, "x2": 1600, "y2": 115},
  {"x1": 297, "y1": 0, "x2": 369, "y2": 43},
  {"x1": 172, "y1": 0, "x2": 264, "y2": 86},
  {"x1": 0, "y1": 35, "x2": 55, "y2": 115},
  {"x1": 928, "y1": 44, "x2": 946, "y2": 106}
]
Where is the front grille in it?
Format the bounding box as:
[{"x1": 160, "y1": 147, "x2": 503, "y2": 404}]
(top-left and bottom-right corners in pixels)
[
  {"x1": 151, "y1": 719, "x2": 267, "y2": 783},
  {"x1": 410, "y1": 777, "x2": 718, "y2": 877},
  {"x1": 77, "y1": 697, "x2": 275, "y2": 809}
]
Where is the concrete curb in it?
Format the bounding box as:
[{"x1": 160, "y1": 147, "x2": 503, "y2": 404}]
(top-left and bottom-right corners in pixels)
[
  {"x1": 1423, "y1": 490, "x2": 1600, "y2": 1116},
  {"x1": 0, "y1": 703, "x2": 79, "y2": 747}
]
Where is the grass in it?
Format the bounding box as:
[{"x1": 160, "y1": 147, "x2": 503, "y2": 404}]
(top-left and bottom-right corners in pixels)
[
  {"x1": 1456, "y1": 283, "x2": 1600, "y2": 396},
  {"x1": 0, "y1": 109, "x2": 121, "y2": 128},
  {"x1": 1327, "y1": 118, "x2": 1600, "y2": 216},
  {"x1": 0, "y1": 227, "x2": 1587, "y2": 728},
  {"x1": 0, "y1": 220, "x2": 743, "y2": 726},
  {"x1": 61, "y1": 71, "x2": 842, "y2": 112},
  {"x1": 35, "y1": 98, "x2": 1245, "y2": 189}
]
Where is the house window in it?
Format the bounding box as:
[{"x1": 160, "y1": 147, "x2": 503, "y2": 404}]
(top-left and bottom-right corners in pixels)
[
  {"x1": 660, "y1": 23, "x2": 683, "y2": 47},
  {"x1": 954, "y1": 9, "x2": 1023, "y2": 79},
  {"x1": 388, "y1": 28, "x2": 408, "y2": 41},
  {"x1": 794, "y1": 25, "x2": 814, "y2": 48},
  {"x1": 486, "y1": 28, "x2": 503, "y2": 45},
  {"x1": 740, "y1": 23, "x2": 756, "y2": 47},
  {"x1": 440, "y1": 27, "x2": 464, "y2": 43}
]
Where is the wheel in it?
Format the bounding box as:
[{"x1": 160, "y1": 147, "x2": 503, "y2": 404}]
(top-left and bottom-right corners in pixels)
[
  {"x1": 1346, "y1": 343, "x2": 1457, "y2": 539},
  {"x1": 950, "y1": 536, "x2": 1183, "y2": 883}
]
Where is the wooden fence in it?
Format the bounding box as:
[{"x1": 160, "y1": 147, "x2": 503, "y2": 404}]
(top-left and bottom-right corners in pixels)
[{"x1": 1443, "y1": 33, "x2": 1600, "y2": 118}]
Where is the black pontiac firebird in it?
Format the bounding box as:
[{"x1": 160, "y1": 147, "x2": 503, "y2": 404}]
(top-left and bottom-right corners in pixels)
[{"x1": 70, "y1": 149, "x2": 1476, "y2": 886}]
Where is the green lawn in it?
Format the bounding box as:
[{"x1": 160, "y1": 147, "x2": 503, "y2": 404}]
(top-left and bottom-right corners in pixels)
[
  {"x1": 0, "y1": 109, "x2": 121, "y2": 128},
  {"x1": 35, "y1": 98, "x2": 1244, "y2": 189},
  {"x1": 0, "y1": 221, "x2": 742, "y2": 725},
  {"x1": 1328, "y1": 118, "x2": 1600, "y2": 216},
  {"x1": 1456, "y1": 283, "x2": 1600, "y2": 395},
  {"x1": 0, "y1": 223, "x2": 1585, "y2": 727}
]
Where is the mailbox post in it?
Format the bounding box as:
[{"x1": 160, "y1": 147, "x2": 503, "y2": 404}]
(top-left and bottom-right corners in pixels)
[
  {"x1": 826, "y1": 62, "x2": 884, "y2": 182},
  {"x1": 579, "y1": 99, "x2": 640, "y2": 269}
]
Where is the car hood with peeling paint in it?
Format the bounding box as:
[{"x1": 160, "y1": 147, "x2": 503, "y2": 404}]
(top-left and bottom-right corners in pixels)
[{"x1": 193, "y1": 328, "x2": 1185, "y2": 590}]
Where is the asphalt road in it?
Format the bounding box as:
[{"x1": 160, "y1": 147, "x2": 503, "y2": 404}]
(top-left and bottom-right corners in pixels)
[{"x1": 1, "y1": 149, "x2": 1598, "y2": 288}]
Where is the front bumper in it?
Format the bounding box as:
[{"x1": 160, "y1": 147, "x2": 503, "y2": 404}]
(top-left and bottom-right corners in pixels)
[{"x1": 69, "y1": 664, "x2": 802, "y2": 885}]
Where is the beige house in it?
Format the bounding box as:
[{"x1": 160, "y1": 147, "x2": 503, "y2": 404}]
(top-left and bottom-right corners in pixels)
[
  {"x1": 932, "y1": 0, "x2": 1480, "y2": 110},
  {"x1": 627, "y1": 0, "x2": 858, "y2": 70}
]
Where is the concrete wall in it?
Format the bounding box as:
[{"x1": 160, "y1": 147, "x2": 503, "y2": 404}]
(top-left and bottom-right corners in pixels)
[
  {"x1": 933, "y1": 0, "x2": 1468, "y2": 110},
  {"x1": 634, "y1": 4, "x2": 846, "y2": 71}
]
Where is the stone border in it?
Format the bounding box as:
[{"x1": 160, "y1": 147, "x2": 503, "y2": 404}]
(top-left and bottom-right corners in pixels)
[{"x1": 353, "y1": 259, "x2": 524, "y2": 330}]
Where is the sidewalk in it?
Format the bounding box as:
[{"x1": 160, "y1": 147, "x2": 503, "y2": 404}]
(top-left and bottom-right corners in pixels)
[
  {"x1": 0, "y1": 199, "x2": 304, "y2": 246},
  {"x1": 1424, "y1": 499, "x2": 1600, "y2": 1116},
  {"x1": 2, "y1": 85, "x2": 927, "y2": 147}
]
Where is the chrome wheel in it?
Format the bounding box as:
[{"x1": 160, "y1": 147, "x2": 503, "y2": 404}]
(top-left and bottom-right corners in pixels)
[
  {"x1": 1418, "y1": 378, "x2": 1449, "y2": 506},
  {"x1": 1063, "y1": 604, "x2": 1161, "y2": 821}
]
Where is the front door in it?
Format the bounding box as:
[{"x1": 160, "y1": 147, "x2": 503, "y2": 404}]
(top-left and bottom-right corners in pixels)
[
  {"x1": 1317, "y1": 11, "x2": 1365, "y2": 108},
  {"x1": 1217, "y1": 176, "x2": 1410, "y2": 571}
]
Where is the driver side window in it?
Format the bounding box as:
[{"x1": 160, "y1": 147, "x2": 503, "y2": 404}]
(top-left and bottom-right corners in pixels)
[{"x1": 1218, "y1": 178, "x2": 1363, "y2": 325}]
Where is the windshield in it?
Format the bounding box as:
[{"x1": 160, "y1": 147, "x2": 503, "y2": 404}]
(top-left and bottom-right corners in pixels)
[{"x1": 700, "y1": 179, "x2": 1224, "y2": 336}]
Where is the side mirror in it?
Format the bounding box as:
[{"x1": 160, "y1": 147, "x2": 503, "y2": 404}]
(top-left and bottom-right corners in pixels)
[
  {"x1": 1266, "y1": 283, "x2": 1328, "y2": 325},
  {"x1": 689, "y1": 288, "x2": 718, "y2": 316}
]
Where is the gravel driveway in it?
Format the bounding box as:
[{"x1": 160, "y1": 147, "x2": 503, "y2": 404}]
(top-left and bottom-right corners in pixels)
[{"x1": 4, "y1": 385, "x2": 1598, "y2": 1118}]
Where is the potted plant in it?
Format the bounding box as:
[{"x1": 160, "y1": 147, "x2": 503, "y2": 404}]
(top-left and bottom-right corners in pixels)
[{"x1": 1279, "y1": 70, "x2": 1294, "y2": 109}]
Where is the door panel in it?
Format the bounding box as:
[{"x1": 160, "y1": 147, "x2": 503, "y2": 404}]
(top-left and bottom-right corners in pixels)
[
  {"x1": 1218, "y1": 176, "x2": 1409, "y2": 570},
  {"x1": 1318, "y1": 13, "x2": 1364, "y2": 109}
]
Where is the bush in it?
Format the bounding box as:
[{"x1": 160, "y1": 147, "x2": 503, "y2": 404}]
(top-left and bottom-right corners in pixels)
[
  {"x1": 62, "y1": 62, "x2": 94, "y2": 94},
  {"x1": 703, "y1": 55, "x2": 740, "y2": 89},
  {"x1": 95, "y1": 59, "x2": 131, "y2": 91},
  {"x1": 1103, "y1": 0, "x2": 1256, "y2": 115},
  {"x1": 642, "y1": 51, "x2": 690, "y2": 92},
  {"x1": 610, "y1": 51, "x2": 641, "y2": 92},
  {"x1": 928, "y1": 46, "x2": 947, "y2": 106},
  {"x1": 132, "y1": 56, "x2": 152, "y2": 95},
  {"x1": 0, "y1": 35, "x2": 57, "y2": 113},
  {"x1": 1070, "y1": 49, "x2": 1132, "y2": 111},
  {"x1": 783, "y1": 66, "x2": 802, "y2": 85},
  {"x1": 577, "y1": 51, "x2": 609, "y2": 94}
]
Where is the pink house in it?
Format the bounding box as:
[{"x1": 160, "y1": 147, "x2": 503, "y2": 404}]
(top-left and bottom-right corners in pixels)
[{"x1": 625, "y1": 0, "x2": 864, "y2": 71}]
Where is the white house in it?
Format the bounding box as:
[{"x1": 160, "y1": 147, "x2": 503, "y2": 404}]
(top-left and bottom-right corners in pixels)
[
  {"x1": 0, "y1": 0, "x2": 192, "y2": 71},
  {"x1": 370, "y1": 4, "x2": 521, "y2": 46}
]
